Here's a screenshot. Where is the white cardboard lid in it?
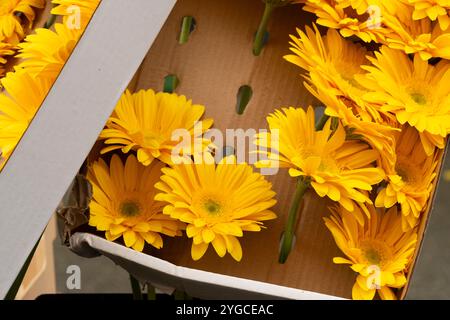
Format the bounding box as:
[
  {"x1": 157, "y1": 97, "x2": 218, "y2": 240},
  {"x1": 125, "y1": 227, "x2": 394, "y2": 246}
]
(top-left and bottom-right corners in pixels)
[{"x1": 0, "y1": 0, "x2": 176, "y2": 298}]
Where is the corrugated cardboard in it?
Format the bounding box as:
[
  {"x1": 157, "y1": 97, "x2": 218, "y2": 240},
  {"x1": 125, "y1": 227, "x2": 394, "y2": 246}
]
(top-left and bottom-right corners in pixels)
[
  {"x1": 71, "y1": 0, "x2": 447, "y2": 300},
  {"x1": 0, "y1": 0, "x2": 177, "y2": 299},
  {"x1": 0, "y1": 0, "x2": 442, "y2": 300}
]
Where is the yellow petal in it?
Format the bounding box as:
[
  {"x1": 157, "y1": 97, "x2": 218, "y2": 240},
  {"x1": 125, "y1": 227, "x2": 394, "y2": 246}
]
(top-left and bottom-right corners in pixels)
[
  {"x1": 123, "y1": 230, "x2": 137, "y2": 248},
  {"x1": 132, "y1": 235, "x2": 145, "y2": 252},
  {"x1": 202, "y1": 229, "x2": 215, "y2": 243},
  {"x1": 352, "y1": 280, "x2": 376, "y2": 300},
  {"x1": 212, "y1": 234, "x2": 227, "y2": 257},
  {"x1": 226, "y1": 236, "x2": 243, "y2": 262},
  {"x1": 191, "y1": 242, "x2": 209, "y2": 261}
]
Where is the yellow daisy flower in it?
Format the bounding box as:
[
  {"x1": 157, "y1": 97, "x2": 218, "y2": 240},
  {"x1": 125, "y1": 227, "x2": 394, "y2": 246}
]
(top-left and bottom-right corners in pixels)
[
  {"x1": 99, "y1": 89, "x2": 213, "y2": 166},
  {"x1": 154, "y1": 155, "x2": 277, "y2": 261},
  {"x1": 301, "y1": 0, "x2": 394, "y2": 43},
  {"x1": 384, "y1": 5, "x2": 450, "y2": 60},
  {"x1": 0, "y1": 72, "x2": 51, "y2": 170},
  {"x1": 405, "y1": 0, "x2": 450, "y2": 30},
  {"x1": 255, "y1": 106, "x2": 385, "y2": 211},
  {"x1": 51, "y1": 0, "x2": 100, "y2": 31},
  {"x1": 15, "y1": 23, "x2": 80, "y2": 80},
  {"x1": 87, "y1": 154, "x2": 184, "y2": 252},
  {"x1": 375, "y1": 125, "x2": 438, "y2": 230},
  {"x1": 360, "y1": 46, "x2": 450, "y2": 155},
  {"x1": 324, "y1": 204, "x2": 418, "y2": 300},
  {"x1": 0, "y1": 0, "x2": 45, "y2": 45},
  {"x1": 284, "y1": 25, "x2": 398, "y2": 172},
  {"x1": 285, "y1": 25, "x2": 393, "y2": 123}
]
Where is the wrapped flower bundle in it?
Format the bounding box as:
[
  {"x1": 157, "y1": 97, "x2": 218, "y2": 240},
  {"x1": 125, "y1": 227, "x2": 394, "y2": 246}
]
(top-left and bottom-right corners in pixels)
[{"x1": 1, "y1": 0, "x2": 448, "y2": 301}]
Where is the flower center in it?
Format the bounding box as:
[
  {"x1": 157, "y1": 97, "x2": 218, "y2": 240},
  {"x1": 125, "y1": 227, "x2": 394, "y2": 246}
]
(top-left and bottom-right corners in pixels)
[
  {"x1": 318, "y1": 156, "x2": 340, "y2": 173},
  {"x1": 395, "y1": 157, "x2": 420, "y2": 186},
  {"x1": 410, "y1": 92, "x2": 427, "y2": 105},
  {"x1": 143, "y1": 132, "x2": 164, "y2": 149},
  {"x1": 203, "y1": 199, "x2": 222, "y2": 216},
  {"x1": 360, "y1": 240, "x2": 392, "y2": 267},
  {"x1": 193, "y1": 192, "x2": 230, "y2": 220},
  {"x1": 297, "y1": 145, "x2": 340, "y2": 174},
  {"x1": 364, "y1": 248, "x2": 381, "y2": 265},
  {"x1": 120, "y1": 201, "x2": 141, "y2": 217}
]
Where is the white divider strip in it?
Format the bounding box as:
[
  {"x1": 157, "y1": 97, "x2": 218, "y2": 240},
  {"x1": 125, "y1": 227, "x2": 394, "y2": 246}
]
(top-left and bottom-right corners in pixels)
[{"x1": 0, "y1": 0, "x2": 176, "y2": 298}]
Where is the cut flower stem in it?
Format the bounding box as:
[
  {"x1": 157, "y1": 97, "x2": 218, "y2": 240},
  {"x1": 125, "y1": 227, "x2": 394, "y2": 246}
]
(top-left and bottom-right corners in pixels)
[
  {"x1": 129, "y1": 274, "x2": 143, "y2": 300},
  {"x1": 315, "y1": 114, "x2": 330, "y2": 131},
  {"x1": 279, "y1": 177, "x2": 310, "y2": 263},
  {"x1": 44, "y1": 4, "x2": 57, "y2": 29},
  {"x1": 278, "y1": 112, "x2": 329, "y2": 263},
  {"x1": 147, "y1": 284, "x2": 156, "y2": 300},
  {"x1": 253, "y1": 3, "x2": 275, "y2": 56}
]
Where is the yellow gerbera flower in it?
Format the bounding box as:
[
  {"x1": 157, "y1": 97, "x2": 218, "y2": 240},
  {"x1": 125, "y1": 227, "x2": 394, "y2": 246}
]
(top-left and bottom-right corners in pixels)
[
  {"x1": 87, "y1": 154, "x2": 184, "y2": 252},
  {"x1": 375, "y1": 125, "x2": 438, "y2": 230},
  {"x1": 15, "y1": 23, "x2": 80, "y2": 80},
  {"x1": 384, "y1": 5, "x2": 450, "y2": 60},
  {"x1": 302, "y1": 0, "x2": 394, "y2": 43},
  {"x1": 285, "y1": 26, "x2": 374, "y2": 119},
  {"x1": 284, "y1": 25, "x2": 397, "y2": 124},
  {"x1": 51, "y1": 0, "x2": 100, "y2": 31},
  {"x1": 360, "y1": 46, "x2": 450, "y2": 155},
  {"x1": 154, "y1": 155, "x2": 277, "y2": 261},
  {"x1": 255, "y1": 106, "x2": 385, "y2": 211},
  {"x1": 0, "y1": 0, "x2": 45, "y2": 45},
  {"x1": 405, "y1": 0, "x2": 450, "y2": 30},
  {"x1": 284, "y1": 25, "x2": 398, "y2": 172},
  {"x1": 324, "y1": 204, "x2": 418, "y2": 300},
  {"x1": 0, "y1": 72, "x2": 51, "y2": 170},
  {"x1": 99, "y1": 89, "x2": 213, "y2": 166}
]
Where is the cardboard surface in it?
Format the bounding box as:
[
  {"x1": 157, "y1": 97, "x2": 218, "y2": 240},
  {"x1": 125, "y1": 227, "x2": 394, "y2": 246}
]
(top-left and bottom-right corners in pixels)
[
  {"x1": 109, "y1": 0, "x2": 446, "y2": 299},
  {"x1": 126, "y1": 0, "x2": 356, "y2": 298},
  {"x1": 0, "y1": 0, "x2": 176, "y2": 299}
]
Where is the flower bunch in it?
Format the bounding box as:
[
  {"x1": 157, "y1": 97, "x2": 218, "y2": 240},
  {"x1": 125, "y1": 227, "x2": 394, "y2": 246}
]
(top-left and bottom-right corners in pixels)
[
  {"x1": 0, "y1": 0, "x2": 45, "y2": 74},
  {"x1": 0, "y1": 0, "x2": 99, "y2": 170},
  {"x1": 87, "y1": 89, "x2": 278, "y2": 261},
  {"x1": 254, "y1": 1, "x2": 447, "y2": 299},
  {"x1": 301, "y1": 0, "x2": 450, "y2": 60}
]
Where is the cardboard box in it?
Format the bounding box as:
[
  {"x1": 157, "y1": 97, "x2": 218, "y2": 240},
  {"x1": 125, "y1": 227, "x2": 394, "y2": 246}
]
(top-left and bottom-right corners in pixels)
[
  {"x1": 0, "y1": 0, "x2": 445, "y2": 299},
  {"x1": 67, "y1": 0, "x2": 446, "y2": 300}
]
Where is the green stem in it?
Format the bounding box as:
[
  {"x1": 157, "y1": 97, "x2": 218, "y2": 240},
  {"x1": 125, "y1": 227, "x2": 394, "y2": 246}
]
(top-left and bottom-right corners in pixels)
[
  {"x1": 4, "y1": 238, "x2": 41, "y2": 300},
  {"x1": 147, "y1": 283, "x2": 156, "y2": 300},
  {"x1": 279, "y1": 178, "x2": 310, "y2": 264},
  {"x1": 253, "y1": 3, "x2": 274, "y2": 56},
  {"x1": 174, "y1": 290, "x2": 185, "y2": 300},
  {"x1": 44, "y1": 14, "x2": 57, "y2": 29},
  {"x1": 179, "y1": 16, "x2": 194, "y2": 44},
  {"x1": 129, "y1": 274, "x2": 143, "y2": 300},
  {"x1": 315, "y1": 114, "x2": 330, "y2": 131},
  {"x1": 44, "y1": 4, "x2": 57, "y2": 29},
  {"x1": 163, "y1": 74, "x2": 179, "y2": 94}
]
